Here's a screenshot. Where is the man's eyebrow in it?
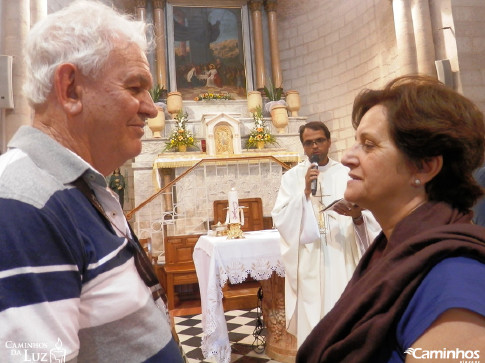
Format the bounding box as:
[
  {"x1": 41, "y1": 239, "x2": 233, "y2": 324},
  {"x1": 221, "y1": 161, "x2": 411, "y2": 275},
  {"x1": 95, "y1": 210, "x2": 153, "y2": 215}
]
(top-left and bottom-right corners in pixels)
[{"x1": 124, "y1": 74, "x2": 152, "y2": 87}]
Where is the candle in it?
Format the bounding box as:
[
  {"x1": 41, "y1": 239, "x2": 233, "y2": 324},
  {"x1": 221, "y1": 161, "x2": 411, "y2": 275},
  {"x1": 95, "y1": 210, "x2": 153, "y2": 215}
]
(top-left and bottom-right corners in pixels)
[{"x1": 227, "y1": 188, "x2": 240, "y2": 224}]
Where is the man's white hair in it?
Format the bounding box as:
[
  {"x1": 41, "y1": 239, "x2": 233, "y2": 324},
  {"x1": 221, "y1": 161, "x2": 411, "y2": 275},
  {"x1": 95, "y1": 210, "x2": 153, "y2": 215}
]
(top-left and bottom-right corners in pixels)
[{"x1": 23, "y1": 0, "x2": 152, "y2": 106}]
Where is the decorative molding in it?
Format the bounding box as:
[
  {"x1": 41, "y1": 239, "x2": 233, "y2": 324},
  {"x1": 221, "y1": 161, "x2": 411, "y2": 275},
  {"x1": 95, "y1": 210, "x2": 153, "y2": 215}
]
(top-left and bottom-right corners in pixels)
[
  {"x1": 264, "y1": 0, "x2": 278, "y2": 13},
  {"x1": 135, "y1": 0, "x2": 147, "y2": 7},
  {"x1": 202, "y1": 113, "x2": 242, "y2": 156},
  {"x1": 152, "y1": 0, "x2": 166, "y2": 9},
  {"x1": 260, "y1": 275, "x2": 298, "y2": 359},
  {"x1": 248, "y1": 0, "x2": 263, "y2": 12}
]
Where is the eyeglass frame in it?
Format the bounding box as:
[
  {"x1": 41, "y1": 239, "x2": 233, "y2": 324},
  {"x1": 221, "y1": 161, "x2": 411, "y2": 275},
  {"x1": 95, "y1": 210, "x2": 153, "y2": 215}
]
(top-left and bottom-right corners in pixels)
[{"x1": 302, "y1": 137, "x2": 328, "y2": 148}]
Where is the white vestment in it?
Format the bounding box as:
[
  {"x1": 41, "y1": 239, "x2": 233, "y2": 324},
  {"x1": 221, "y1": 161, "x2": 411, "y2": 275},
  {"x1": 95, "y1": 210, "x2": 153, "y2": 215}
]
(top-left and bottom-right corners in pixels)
[
  {"x1": 271, "y1": 158, "x2": 380, "y2": 347},
  {"x1": 206, "y1": 68, "x2": 218, "y2": 87}
]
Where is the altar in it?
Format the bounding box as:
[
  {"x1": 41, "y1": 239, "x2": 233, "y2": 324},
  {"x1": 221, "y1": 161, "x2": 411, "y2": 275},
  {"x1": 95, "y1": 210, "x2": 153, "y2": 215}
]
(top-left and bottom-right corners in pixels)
[{"x1": 193, "y1": 229, "x2": 297, "y2": 363}]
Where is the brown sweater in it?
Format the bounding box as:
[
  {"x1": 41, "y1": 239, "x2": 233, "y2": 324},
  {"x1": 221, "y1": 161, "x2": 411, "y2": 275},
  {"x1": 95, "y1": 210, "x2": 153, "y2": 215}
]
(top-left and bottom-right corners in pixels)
[{"x1": 296, "y1": 201, "x2": 485, "y2": 363}]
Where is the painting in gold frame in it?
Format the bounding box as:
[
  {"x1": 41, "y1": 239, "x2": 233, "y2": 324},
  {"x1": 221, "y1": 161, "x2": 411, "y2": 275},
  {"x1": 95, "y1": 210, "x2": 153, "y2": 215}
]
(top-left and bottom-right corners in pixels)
[{"x1": 166, "y1": 1, "x2": 253, "y2": 100}]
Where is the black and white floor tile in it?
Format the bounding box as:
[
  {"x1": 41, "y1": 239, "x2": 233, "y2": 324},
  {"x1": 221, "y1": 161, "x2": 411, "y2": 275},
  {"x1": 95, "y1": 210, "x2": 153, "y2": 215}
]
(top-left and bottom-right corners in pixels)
[{"x1": 175, "y1": 309, "x2": 283, "y2": 363}]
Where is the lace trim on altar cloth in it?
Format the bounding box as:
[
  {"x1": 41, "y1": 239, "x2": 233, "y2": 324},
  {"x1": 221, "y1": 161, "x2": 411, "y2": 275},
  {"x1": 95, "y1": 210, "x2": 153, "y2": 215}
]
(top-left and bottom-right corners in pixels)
[
  {"x1": 218, "y1": 257, "x2": 285, "y2": 286},
  {"x1": 202, "y1": 335, "x2": 232, "y2": 363},
  {"x1": 200, "y1": 256, "x2": 285, "y2": 363},
  {"x1": 200, "y1": 269, "x2": 228, "y2": 362},
  {"x1": 204, "y1": 287, "x2": 224, "y2": 336}
]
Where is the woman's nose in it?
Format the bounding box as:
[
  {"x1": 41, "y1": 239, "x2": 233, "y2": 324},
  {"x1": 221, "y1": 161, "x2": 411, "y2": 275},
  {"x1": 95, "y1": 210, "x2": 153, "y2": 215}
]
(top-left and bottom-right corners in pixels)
[{"x1": 342, "y1": 144, "x2": 357, "y2": 167}]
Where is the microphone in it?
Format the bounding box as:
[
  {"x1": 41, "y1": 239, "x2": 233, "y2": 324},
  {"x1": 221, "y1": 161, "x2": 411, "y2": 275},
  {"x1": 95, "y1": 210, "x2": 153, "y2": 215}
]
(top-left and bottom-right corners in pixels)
[{"x1": 309, "y1": 155, "x2": 319, "y2": 196}]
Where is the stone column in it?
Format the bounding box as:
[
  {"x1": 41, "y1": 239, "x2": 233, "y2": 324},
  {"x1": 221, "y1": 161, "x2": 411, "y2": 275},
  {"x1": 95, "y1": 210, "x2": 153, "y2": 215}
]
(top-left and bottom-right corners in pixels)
[
  {"x1": 152, "y1": 0, "x2": 168, "y2": 90},
  {"x1": 248, "y1": 0, "x2": 266, "y2": 91},
  {"x1": 264, "y1": 0, "x2": 282, "y2": 89},
  {"x1": 30, "y1": 0, "x2": 47, "y2": 27},
  {"x1": 259, "y1": 274, "x2": 297, "y2": 362},
  {"x1": 392, "y1": 0, "x2": 418, "y2": 75},
  {"x1": 411, "y1": 0, "x2": 436, "y2": 76},
  {"x1": 3, "y1": 0, "x2": 31, "y2": 144},
  {"x1": 135, "y1": 0, "x2": 147, "y2": 21}
]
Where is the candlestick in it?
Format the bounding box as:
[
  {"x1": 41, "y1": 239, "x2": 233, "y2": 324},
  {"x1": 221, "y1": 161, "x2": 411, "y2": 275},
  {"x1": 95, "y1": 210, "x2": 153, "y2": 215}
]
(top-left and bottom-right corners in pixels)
[{"x1": 225, "y1": 187, "x2": 244, "y2": 239}]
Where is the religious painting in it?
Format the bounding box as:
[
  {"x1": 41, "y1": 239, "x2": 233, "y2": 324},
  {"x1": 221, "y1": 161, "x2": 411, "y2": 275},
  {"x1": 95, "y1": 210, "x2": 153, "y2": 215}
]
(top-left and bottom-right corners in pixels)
[
  {"x1": 167, "y1": 2, "x2": 253, "y2": 100},
  {"x1": 214, "y1": 124, "x2": 234, "y2": 155}
]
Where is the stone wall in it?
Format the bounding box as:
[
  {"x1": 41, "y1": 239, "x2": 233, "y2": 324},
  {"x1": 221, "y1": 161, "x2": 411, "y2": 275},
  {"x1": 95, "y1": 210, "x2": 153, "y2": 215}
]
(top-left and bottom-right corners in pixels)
[
  {"x1": 276, "y1": 0, "x2": 485, "y2": 162},
  {"x1": 277, "y1": 0, "x2": 399, "y2": 160},
  {"x1": 451, "y1": 0, "x2": 485, "y2": 113}
]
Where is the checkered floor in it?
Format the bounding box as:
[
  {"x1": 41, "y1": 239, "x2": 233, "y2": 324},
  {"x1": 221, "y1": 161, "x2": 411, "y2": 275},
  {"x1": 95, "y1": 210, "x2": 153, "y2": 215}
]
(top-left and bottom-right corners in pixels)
[{"x1": 174, "y1": 308, "x2": 283, "y2": 363}]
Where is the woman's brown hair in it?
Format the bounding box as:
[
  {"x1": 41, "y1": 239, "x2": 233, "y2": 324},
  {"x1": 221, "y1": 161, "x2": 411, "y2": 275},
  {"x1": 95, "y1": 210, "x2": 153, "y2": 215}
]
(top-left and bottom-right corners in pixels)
[{"x1": 352, "y1": 75, "x2": 485, "y2": 211}]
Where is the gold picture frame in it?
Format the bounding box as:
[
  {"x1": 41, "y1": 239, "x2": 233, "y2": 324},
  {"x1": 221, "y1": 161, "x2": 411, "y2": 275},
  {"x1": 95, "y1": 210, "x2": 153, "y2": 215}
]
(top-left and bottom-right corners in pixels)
[{"x1": 166, "y1": 0, "x2": 254, "y2": 100}]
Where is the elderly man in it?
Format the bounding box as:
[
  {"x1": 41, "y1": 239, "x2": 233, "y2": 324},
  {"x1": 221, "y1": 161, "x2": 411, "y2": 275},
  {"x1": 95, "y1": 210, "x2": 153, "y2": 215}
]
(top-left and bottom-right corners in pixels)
[
  {"x1": 0, "y1": 1, "x2": 183, "y2": 362},
  {"x1": 272, "y1": 121, "x2": 380, "y2": 347}
]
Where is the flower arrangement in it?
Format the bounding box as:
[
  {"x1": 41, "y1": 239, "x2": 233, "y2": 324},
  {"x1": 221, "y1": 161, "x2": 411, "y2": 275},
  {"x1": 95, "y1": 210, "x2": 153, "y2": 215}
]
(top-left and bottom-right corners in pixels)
[
  {"x1": 164, "y1": 110, "x2": 195, "y2": 151},
  {"x1": 245, "y1": 106, "x2": 278, "y2": 149},
  {"x1": 194, "y1": 92, "x2": 233, "y2": 101}
]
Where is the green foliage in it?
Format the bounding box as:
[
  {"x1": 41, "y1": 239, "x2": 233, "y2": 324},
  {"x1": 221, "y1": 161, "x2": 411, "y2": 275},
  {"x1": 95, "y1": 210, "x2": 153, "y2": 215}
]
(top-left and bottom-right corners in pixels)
[
  {"x1": 149, "y1": 85, "x2": 166, "y2": 102},
  {"x1": 263, "y1": 85, "x2": 283, "y2": 101},
  {"x1": 263, "y1": 79, "x2": 283, "y2": 101}
]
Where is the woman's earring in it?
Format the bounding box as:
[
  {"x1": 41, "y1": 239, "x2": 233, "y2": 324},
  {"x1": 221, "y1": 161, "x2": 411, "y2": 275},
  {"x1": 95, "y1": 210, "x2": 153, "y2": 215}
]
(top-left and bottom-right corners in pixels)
[{"x1": 414, "y1": 179, "x2": 421, "y2": 186}]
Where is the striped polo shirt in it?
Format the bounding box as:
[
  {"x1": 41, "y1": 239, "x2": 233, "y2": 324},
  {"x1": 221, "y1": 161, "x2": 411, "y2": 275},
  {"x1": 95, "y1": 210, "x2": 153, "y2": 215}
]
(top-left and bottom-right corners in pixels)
[{"x1": 0, "y1": 126, "x2": 172, "y2": 362}]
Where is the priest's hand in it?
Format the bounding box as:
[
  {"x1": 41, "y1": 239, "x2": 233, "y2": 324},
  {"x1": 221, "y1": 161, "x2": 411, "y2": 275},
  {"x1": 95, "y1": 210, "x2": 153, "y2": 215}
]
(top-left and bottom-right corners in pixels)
[
  {"x1": 332, "y1": 200, "x2": 364, "y2": 224},
  {"x1": 304, "y1": 163, "x2": 319, "y2": 198}
]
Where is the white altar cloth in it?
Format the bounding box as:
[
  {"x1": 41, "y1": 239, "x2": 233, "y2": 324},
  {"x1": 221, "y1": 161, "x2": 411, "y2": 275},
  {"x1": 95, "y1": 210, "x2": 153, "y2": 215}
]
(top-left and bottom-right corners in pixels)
[{"x1": 193, "y1": 230, "x2": 285, "y2": 363}]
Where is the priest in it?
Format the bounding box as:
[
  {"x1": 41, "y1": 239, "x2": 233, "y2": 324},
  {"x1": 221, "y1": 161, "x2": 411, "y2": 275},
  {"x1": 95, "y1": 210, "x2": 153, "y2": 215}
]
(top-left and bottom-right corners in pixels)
[{"x1": 272, "y1": 121, "x2": 380, "y2": 347}]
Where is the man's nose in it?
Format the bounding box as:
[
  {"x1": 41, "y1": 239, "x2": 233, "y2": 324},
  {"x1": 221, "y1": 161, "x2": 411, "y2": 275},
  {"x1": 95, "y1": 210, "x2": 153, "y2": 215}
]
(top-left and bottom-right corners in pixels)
[{"x1": 143, "y1": 91, "x2": 158, "y2": 119}]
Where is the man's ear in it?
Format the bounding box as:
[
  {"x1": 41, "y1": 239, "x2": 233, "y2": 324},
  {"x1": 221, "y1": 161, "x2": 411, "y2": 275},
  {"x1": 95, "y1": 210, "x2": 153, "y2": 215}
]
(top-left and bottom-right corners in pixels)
[
  {"x1": 416, "y1": 155, "x2": 443, "y2": 184},
  {"x1": 54, "y1": 63, "x2": 83, "y2": 115}
]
